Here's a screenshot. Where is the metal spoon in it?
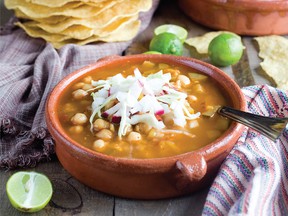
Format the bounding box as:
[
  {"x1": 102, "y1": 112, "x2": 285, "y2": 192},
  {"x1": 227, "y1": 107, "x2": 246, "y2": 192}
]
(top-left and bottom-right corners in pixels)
[{"x1": 218, "y1": 106, "x2": 288, "y2": 142}]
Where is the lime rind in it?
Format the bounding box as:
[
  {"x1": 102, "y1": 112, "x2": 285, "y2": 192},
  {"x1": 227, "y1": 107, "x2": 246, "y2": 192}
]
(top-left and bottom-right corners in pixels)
[
  {"x1": 149, "y1": 32, "x2": 183, "y2": 56},
  {"x1": 6, "y1": 171, "x2": 53, "y2": 213},
  {"x1": 208, "y1": 33, "x2": 244, "y2": 67},
  {"x1": 154, "y1": 24, "x2": 188, "y2": 43}
]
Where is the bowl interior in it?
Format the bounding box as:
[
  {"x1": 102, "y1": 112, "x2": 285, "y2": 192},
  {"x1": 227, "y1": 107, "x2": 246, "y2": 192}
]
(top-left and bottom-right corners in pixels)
[{"x1": 46, "y1": 54, "x2": 246, "y2": 165}]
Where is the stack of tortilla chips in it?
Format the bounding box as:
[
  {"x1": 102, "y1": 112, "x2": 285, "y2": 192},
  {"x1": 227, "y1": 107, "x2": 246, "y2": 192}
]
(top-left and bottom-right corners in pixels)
[{"x1": 5, "y1": 0, "x2": 152, "y2": 49}]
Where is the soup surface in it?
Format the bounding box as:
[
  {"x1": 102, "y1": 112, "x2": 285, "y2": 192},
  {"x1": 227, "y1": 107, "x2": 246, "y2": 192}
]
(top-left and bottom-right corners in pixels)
[{"x1": 57, "y1": 60, "x2": 231, "y2": 158}]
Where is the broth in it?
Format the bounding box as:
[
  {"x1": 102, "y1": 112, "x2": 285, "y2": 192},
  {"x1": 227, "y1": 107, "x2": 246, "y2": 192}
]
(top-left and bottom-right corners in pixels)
[{"x1": 57, "y1": 60, "x2": 231, "y2": 158}]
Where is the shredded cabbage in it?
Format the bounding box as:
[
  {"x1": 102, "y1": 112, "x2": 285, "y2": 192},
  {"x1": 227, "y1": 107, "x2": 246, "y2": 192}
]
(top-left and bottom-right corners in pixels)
[{"x1": 89, "y1": 68, "x2": 201, "y2": 138}]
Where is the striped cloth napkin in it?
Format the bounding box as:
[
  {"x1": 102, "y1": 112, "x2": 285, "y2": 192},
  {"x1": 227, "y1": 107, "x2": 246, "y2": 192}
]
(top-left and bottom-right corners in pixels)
[{"x1": 203, "y1": 85, "x2": 288, "y2": 215}]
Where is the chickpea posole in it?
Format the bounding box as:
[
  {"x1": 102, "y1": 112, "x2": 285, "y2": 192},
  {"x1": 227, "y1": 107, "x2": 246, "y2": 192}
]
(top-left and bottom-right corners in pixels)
[{"x1": 57, "y1": 61, "x2": 231, "y2": 158}]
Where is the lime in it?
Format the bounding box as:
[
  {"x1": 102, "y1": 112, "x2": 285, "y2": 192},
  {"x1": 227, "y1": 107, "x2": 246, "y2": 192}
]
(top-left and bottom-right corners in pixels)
[
  {"x1": 208, "y1": 33, "x2": 244, "y2": 67},
  {"x1": 149, "y1": 32, "x2": 183, "y2": 56},
  {"x1": 6, "y1": 171, "x2": 53, "y2": 213},
  {"x1": 154, "y1": 24, "x2": 188, "y2": 43}
]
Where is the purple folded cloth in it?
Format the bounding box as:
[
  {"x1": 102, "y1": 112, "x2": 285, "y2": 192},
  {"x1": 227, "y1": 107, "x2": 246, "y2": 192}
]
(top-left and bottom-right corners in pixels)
[
  {"x1": 0, "y1": 0, "x2": 159, "y2": 169},
  {"x1": 203, "y1": 85, "x2": 288, "y2": 215}
]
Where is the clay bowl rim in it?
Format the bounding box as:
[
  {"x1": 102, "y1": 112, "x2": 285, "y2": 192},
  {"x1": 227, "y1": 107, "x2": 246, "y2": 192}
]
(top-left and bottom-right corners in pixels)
[{"x1": 46, "y1": 54, "x2": 246, "y2": 171}]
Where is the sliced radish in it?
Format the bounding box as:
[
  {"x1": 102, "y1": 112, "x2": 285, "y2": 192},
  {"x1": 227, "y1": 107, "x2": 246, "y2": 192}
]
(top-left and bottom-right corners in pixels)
[
  {"x1": 111, "y1": 115, "x2": 121, "y2": 124},
  {"x1": 102, "y1": 103, "x2": 121, "y2": 118},
  {"x1": 129, "y1": 113, "x2": 165, "y2": 129}
]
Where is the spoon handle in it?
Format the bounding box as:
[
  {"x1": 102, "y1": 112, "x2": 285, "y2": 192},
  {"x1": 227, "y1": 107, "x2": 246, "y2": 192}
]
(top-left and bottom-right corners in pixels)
[{"x1": 218, "y1": 106, "x2": 288, "y2": 141}]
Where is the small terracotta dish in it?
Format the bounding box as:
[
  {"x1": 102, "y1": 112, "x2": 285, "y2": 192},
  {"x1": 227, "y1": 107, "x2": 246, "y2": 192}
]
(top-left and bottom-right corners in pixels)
[
  {"x1": 46, "y1": 55, "x2": 246, "y2": 199},
  {"x1": 178, "y1": 0, "x2": 288, "y2": 35}
]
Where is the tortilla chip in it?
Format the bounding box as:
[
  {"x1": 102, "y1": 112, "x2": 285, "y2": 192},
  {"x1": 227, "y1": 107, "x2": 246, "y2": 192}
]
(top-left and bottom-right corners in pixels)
[
  {"x1": 14, "y1": 10, "x2": 68, "y2": 24},
  {"x1": 254, "y1": 35, "x2": 288, "y2": 91},
  {"x1": 16, "y1": 22, "x2": 71, "y2": 42},
  {"x1": 16, "y1": 16, "x2": 140, "y2": 48},
  {"x1": 20, "y1": 14, "x2": 138, "y2": 39},
  {"x1": 185, "y1": 31, "x2": 241, "y2": 54},
  {"x1": 7, "y1": 0, "x2": 152, "y2": 48},
  {"x1": 24, "y1": 0, "x2": 118, "y2": 8},
  {"x1": 5, "y1": 0, "x2": 117, "y2": 18},
  {"x1": 30, "y1": 0, "x2": 150, "y2": 33},
  {"x1": 52, "y1": 19, "x2": 140, "y2": 49}
]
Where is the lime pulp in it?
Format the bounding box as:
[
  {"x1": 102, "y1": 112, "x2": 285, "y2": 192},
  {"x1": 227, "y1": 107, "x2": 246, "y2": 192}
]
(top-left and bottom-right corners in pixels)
[
  {"x1": 6, "y1": 171, "x2": 53, "y2": 213},
  {"x1": 143, "y1": 51, "x2": 162, "y2": 54}
]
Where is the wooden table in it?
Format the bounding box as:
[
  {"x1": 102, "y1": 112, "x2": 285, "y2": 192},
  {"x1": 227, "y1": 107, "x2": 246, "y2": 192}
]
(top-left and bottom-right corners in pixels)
[{"x1": 0, "y1": 1, "x2": 271, "y2": 215}]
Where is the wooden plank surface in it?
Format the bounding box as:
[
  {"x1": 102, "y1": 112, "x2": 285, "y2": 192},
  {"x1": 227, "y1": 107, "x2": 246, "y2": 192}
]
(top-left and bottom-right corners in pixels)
[
  {"x1": 0, "y1": 0, "x2": 273, "y2": 215},
  {"x1": 0, "y1": 159, "x2": 209, "y2": 216}
]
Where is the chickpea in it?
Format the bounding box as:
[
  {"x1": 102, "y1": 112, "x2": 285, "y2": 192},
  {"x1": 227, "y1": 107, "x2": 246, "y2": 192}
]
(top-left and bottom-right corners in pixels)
[
  {"x1": 104, "y1": 99, "x2": 117, "y2": 110},
  {"x1": 134, "y1": 125, "x2": 140, "y2": 132},
  {"x1": 147, "y1": 129, "x2": 164, "y2": 139},
  {"x1": 109, "y1": 124, "x2": 115, "y2": 132},
  {"x1": 162, "y1": 113, "x2": 174, "y2": 126},
  {"x1": 123, "y1": 124, "x2": 132, "y2": 136},
  {"x1": 92, "y1": 139, "x2": 106, "y2": 152},
  {"x1": 72, "y1": 82, "x2": 85, "y2": 90},
  {"x1": 127, "y1": 132, "x2": 142, "y2": 143},
  {"x1": 93, "y1": 119, "x2": 110, "y2": 132},
  {"x1": 193, "y1": 83, "x2": 205, "y2": 93},
  {"x1": 71, "y1": 113, "x2": 88, "y2": 125},
  {"x1": 82, "y1": 84, "x2": 93, "y2": 91},
  {"x1": 63, "y1": 103, "x2": 77, "y2": 113},
  {"x1": 188, "y1": 120, "x2": 199, "y2": 129},
  {"x1": 82, "y1": 76, "x2": 92, "y2": 84},
  {"x1": 187, "y1": 95, "x2": 198, "y2": 106},
  {"x1": 80, "y1": 100, "x2": 91, "y2": 107},
  {"x1": 177, "y1": 75, "x2": 191, "y2": 87},
  {"x1": 72, "y1": 89, "x2": 88, "y2": 100},
  {"x1": 95, "y1": 129, "x2": 113, "y2": 140},
  {"x1": 69, "y1": 125, "x2": 84, "y2": 134},
  {"x1": 165, "y1": 68, "x2": 180, "y2": 81},
  {"x1": 135, "y1": 123, "x2": 152, "y2": 134}
]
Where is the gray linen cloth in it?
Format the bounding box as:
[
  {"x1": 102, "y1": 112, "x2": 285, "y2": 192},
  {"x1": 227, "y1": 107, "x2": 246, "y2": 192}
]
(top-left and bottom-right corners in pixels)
[{"x1": 0, "y1": 1, "x2": 159, "y2": 169}]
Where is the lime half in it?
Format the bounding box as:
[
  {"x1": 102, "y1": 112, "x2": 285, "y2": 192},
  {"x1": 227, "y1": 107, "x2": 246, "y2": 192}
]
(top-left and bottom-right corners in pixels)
[
  {"x1": 6, "y1": 171, "x2": 53, "y2": 213},
  {"x1": 154, "y1": 24, "x2": 188, "y2": 43}
]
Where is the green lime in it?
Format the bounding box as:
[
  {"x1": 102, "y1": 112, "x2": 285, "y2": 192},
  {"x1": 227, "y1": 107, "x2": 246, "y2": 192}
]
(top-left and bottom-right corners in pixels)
[
  {"x1": 154, "y1": 24, "x2": 188, "y2": 43},
  {"x1": 143, "y1": 51, "x2": 162, "y2": 54},
  {"x1": 208, "y1": 33, "x2": 244, "y2": 67},
  {"x1": 149, "y1": 32, "x2": 183, "y2": 56},
  {"x1": 6, "y1": 171, "x2": 53, "y2": 213}
]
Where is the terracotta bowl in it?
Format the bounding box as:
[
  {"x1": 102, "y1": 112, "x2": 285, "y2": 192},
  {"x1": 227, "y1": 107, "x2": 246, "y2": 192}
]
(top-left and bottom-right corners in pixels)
[
  {"x1": 46, "y1": 55, "x2": 246, "y2": 199},
  {"x1": 178, "y1": 0, "x2": 288, "y2": 35}
]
